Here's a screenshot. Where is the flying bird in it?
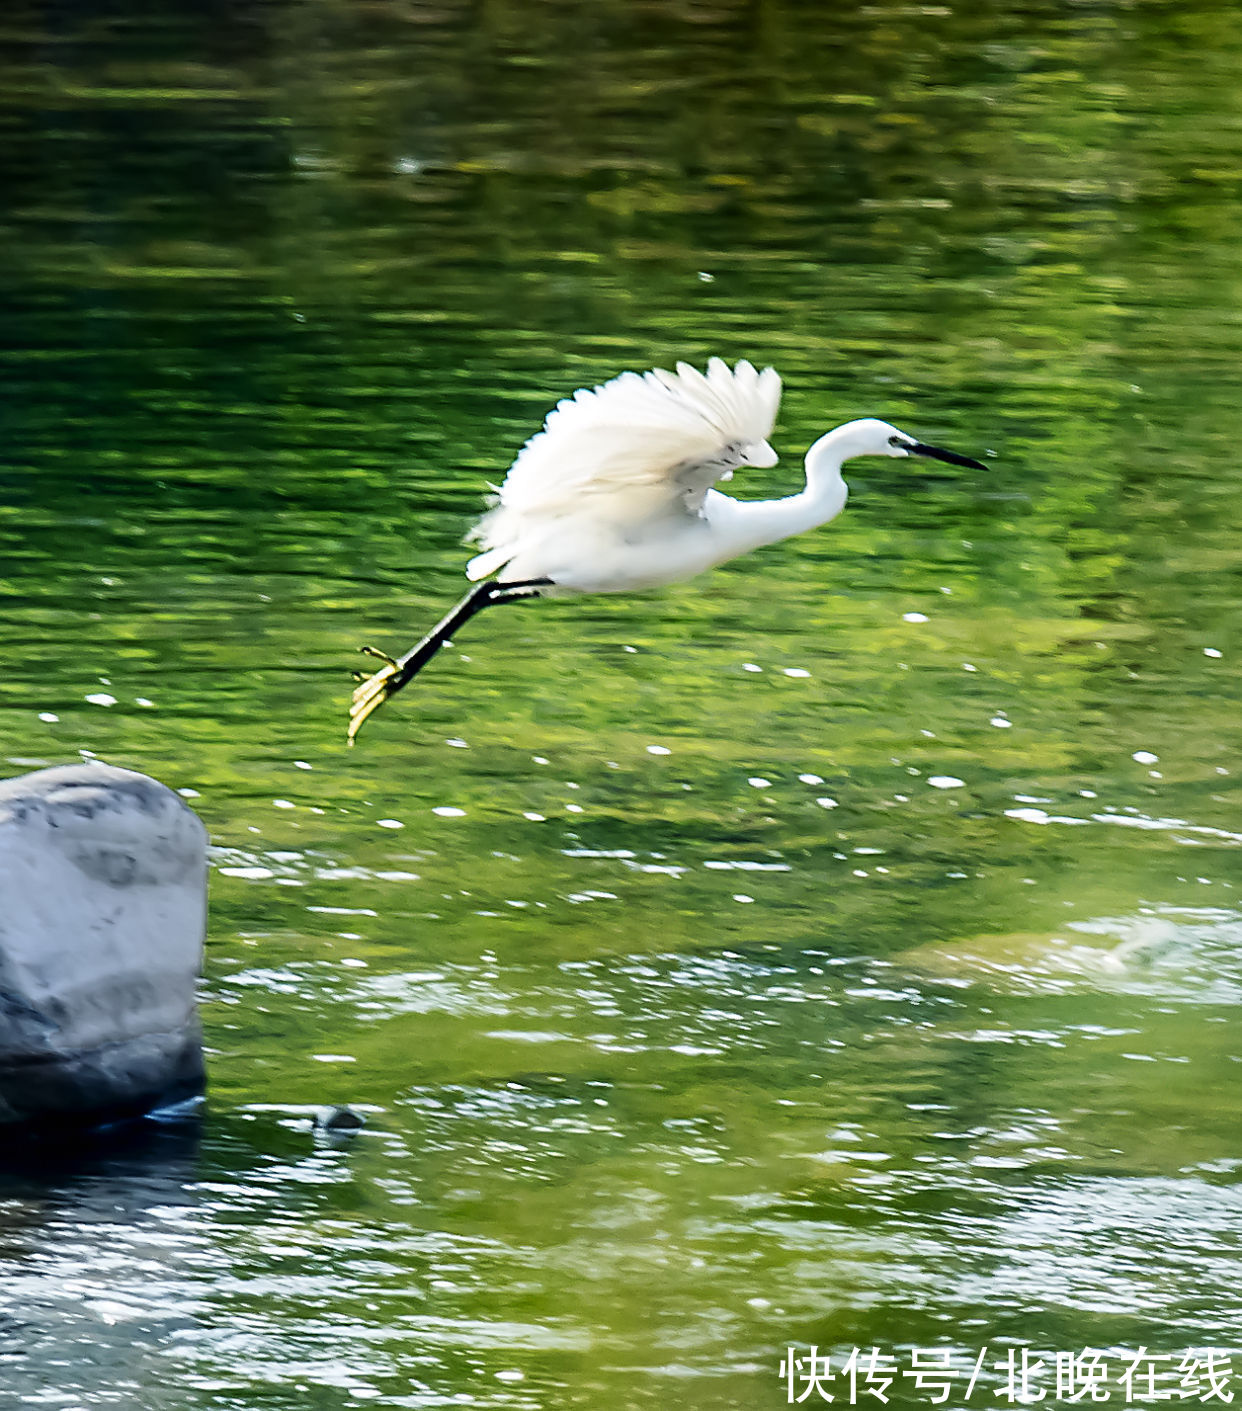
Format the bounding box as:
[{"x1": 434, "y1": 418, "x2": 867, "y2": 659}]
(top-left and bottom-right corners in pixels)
[{"x1": 348, "y1": 358, "x2": 984, "y2": 744}]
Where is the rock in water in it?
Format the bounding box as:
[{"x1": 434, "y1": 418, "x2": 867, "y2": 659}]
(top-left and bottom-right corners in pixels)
[
  {"x1": 314, "y1": 1104, "x2": 366, "y2": 1134},
  {"x1": 0, "y1": 763, "x2": 207, "y2": 1132}
]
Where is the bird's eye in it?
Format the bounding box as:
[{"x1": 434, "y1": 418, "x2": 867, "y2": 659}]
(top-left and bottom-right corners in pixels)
[{"x1": 888, "y1": 435, "x2": 904, "y2": 448}]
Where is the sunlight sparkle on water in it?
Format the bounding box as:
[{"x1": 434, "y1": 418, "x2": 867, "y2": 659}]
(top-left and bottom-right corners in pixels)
[{"x1": 7, "y1": 11, "x2": 1242, "y2": 1406}]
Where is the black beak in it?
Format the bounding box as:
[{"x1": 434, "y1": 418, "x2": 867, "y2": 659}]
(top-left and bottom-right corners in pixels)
[{"x1": 910, "y1": 441, "x2": 987, "y2": 471}]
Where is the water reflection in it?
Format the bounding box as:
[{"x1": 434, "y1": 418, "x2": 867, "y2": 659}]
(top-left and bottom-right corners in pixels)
[
  {"x1": 3, "y1": 0, "x2": 1242, "y2": 1405},
  {"x1": 0, "y1": 1118, "x2": 205, "y2": 1402}
]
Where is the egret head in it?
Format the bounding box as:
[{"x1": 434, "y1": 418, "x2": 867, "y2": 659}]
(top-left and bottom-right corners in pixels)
[{"x1": 840, "y1": 418, "x2": 986, "y2": 469}]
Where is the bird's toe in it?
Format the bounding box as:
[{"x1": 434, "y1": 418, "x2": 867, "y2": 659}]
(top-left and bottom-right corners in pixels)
[
  {"x1": 359, "y1": 645, "x2": 399, "y2": 669},
  {"x1": 350, "y1": 666, "x2": 396, "y2": 714}
]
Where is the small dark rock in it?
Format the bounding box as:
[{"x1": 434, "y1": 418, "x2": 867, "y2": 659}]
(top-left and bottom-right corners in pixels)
[{"x1": 314, "y1": 1105, "x2": 365, "y2": 1133}]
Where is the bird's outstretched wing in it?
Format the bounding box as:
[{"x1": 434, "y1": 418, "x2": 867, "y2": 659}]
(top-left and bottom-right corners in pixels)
[{"x1": 466, "y1": 358, "x2": 781, "y2": 580}]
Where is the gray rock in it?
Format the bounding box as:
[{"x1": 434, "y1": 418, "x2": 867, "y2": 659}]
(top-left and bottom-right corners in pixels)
[{"x1": 0, "y1": 763, "x2": 207, "y2": 1131}]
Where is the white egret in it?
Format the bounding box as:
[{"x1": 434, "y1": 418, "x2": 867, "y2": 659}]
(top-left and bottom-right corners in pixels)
[{"x1": 348, "y1": 358, "x2": 984, "y2": 744}]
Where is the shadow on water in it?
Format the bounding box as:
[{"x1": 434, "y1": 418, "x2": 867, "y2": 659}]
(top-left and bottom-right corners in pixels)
[
  {"x1": 0, "y1": 1115, "x2": 204, "y2": 1395},
  {"x1": 0, "y1": 1109, "x2": 203, "y2": 1188}
]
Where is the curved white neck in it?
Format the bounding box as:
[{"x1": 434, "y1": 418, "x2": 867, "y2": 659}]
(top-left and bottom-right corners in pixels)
[
  {"x1": 802, "y1": 424, "x2": 858, "y2": 502},
  {"x1": 705, "y1": 428, "x2": 850, "y2": 557}
]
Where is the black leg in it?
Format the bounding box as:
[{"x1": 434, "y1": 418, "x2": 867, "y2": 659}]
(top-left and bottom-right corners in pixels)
[
  {"x1": 491, "y1": 579, "x2": 552, "y2": 605},
  {"x1": 347, "y1": 578, "x2": 552, "y2": 745}
]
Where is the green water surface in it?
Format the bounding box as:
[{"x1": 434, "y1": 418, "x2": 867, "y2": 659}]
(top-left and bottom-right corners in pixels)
[{"x1": 1, "y1": 2, "x2": 1241, "y2": 1407}]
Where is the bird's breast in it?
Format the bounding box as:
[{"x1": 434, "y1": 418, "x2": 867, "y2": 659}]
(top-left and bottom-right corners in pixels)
[{"x1": 528, "y1": 515, "x2": 720, "y2": 594}]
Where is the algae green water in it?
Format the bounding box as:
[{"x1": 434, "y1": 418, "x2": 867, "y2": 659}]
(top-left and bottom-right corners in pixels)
[{"x1": 2, "y1": 2, "x2": 1241, "y2": 1407}]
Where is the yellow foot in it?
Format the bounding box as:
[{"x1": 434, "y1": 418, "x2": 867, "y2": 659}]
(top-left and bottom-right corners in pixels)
[
  {"x1": 347, "y1": 651, "x2": 402, "y2": 746},
  {"x1": 359, "y1": 645, "x2": 399, "y2": 670}
]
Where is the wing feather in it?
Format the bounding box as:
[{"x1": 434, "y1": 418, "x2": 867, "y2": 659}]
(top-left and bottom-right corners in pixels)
[{"x1": 466, "y1": 359, "x2": 782, "y2": 579}]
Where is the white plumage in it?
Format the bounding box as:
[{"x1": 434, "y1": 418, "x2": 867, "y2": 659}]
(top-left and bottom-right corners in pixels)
[
  {"x1": 465, "y1": 357, "x2": 782, "y2": 588},
  {"x1": 348, "y1": 357, "x2": 985, "y2": 743}
]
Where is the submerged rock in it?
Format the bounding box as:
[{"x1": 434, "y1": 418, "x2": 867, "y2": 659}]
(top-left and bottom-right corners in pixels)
[
  {"x1": 0, "y1": 762, "x2": 207, "y2": 1132},
  {"x1": 314, "y1": 1105, "x2": 366, "y2": 1134}
]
